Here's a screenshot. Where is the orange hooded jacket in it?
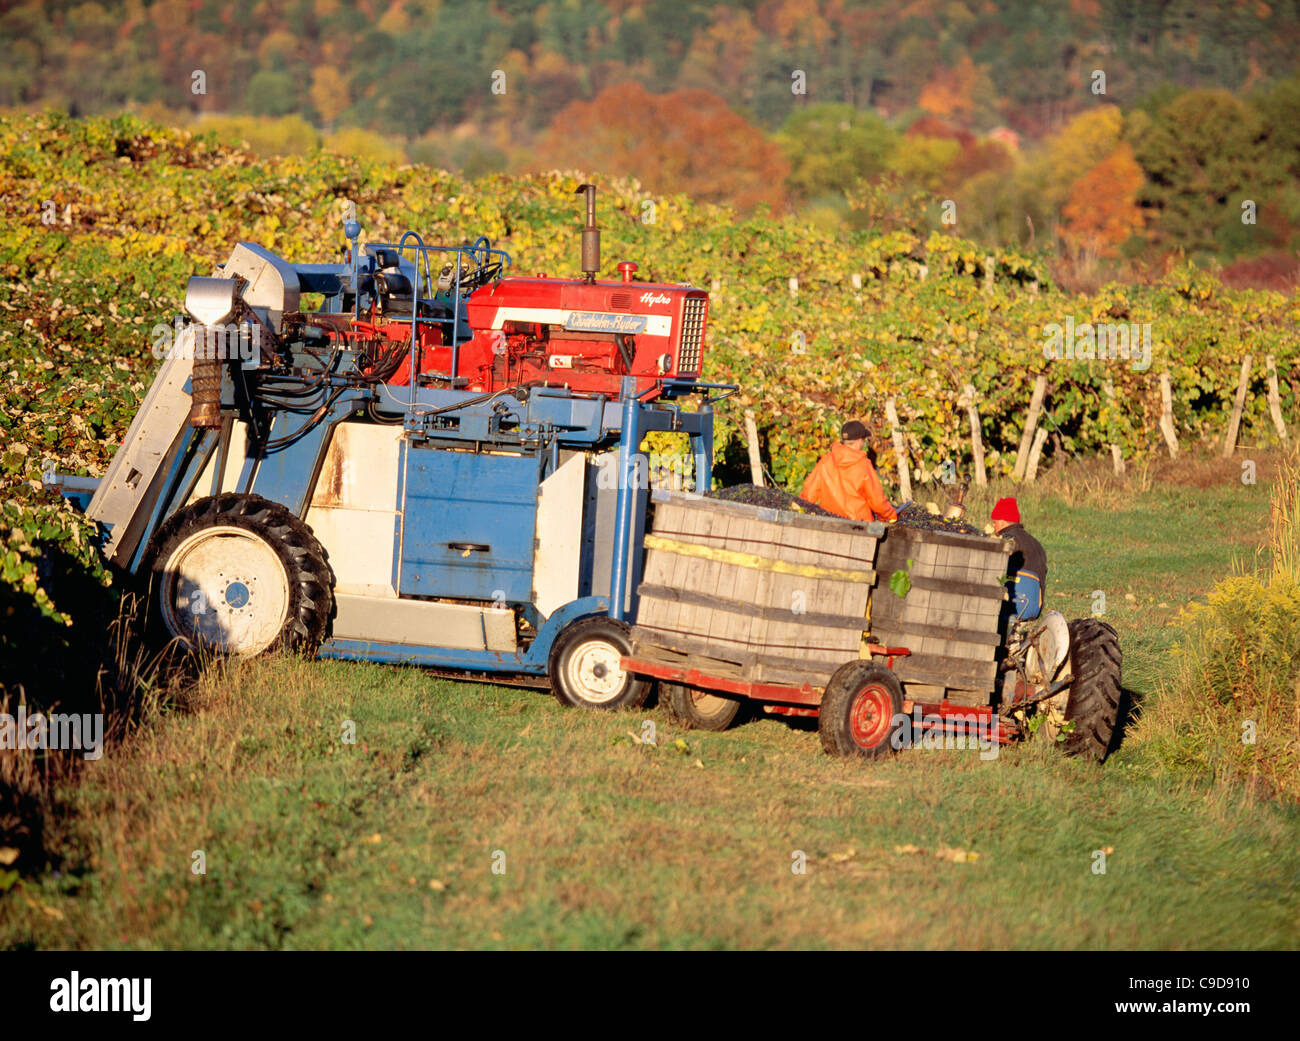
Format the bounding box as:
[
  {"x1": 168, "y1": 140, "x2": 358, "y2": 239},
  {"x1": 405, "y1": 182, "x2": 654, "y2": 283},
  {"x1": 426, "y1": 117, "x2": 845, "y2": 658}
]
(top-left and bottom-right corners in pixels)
[{"x1": 800, "y1": 442, "x2": 898, "y2": 523}]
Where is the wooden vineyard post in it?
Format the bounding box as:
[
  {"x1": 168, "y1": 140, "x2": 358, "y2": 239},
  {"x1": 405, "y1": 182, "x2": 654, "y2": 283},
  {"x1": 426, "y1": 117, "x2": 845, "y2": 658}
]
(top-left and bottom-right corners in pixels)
[
  {"x1": 743, "y1": 410, "x2": 765, "y2": 487},
  {"x1": 1103, "y1": 380, "x2": 1125, "y2": 476},
  {"x1": 1025, "y1": 427, "x2": 1049, "y2": 482},
  {"x1": 961, "y1": 383, "x2": 987, "y2": 486},
  {"x1": 1159, "y1": 372, "x2": 1180, "y2": 459},
  {"x1": 884, "y1": 397, "x2": 912, "y2": 501},
  {"x1": 1222, "y1": 355, "x2": 1253, "y2": 458},
  {"x1": 1266, "y1": 356, "x2": 1290, "y2": 444},
  {"x1": 1013, "y1": 374, "x2": 1048, "y2": 481}
]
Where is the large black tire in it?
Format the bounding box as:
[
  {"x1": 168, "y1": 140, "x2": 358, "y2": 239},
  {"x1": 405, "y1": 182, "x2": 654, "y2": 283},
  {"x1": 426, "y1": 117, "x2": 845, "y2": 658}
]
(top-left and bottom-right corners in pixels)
[
  {"x1": 818, "y1": 661, "x2": 904, "y2": 760},
  {"x1": 1061, "y1": 618, "x2": 1122, "y2": 762},
  {"x1": 660, "y1": 682, "x2": 745, "y2": 731},
  {"x1": 548, "y1": 617, "x2": 650, "y2": 711},
  {"x1": 141, "y1": 493, "x2": 333, "y2": 658}
]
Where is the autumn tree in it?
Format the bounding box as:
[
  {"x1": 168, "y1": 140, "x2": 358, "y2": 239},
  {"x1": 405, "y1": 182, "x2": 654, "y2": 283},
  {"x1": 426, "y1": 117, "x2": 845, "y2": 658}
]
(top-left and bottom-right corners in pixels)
[
  {"x1": 309, "y1": 66, "x2": 350, "y2": 128},
  {"x1": 1036, "y1": 107, "x2": 1125, "y2": 213},
  {"x1": 1131, "y1": 89, "x2": 1268, "y2": 254},
  {"x1": 1059, "y1": 142, "x2": 1146, "y2": 257},
  {"x1": 776, "y1": 103, "x2": 897, "y2": 202},
  {"x1": 889, "y1": 135, "x2": 960, "y2": 194},
  {"x1": 918, "y1": 54, "x2": 999, "y2": 127},
  {"x1": 538, "y1": 82, "x2": 789, "y2": 211}
]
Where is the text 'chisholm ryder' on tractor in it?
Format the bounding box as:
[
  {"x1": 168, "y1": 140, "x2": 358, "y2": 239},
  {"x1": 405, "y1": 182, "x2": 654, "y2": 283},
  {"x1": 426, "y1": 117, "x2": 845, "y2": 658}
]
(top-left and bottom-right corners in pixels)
[{"x1": 51, "y1": 185, "x2": 1122, "y2": 763}]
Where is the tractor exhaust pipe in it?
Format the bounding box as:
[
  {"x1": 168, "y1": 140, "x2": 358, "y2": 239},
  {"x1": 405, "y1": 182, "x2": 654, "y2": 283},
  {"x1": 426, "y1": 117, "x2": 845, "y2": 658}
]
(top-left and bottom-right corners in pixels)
[
  {"x1": 189, "y1": 350, "x2": 222, "y2": 428},
  {"x1": 576, "y1": 183, "x2": 599, "y2": 284}
]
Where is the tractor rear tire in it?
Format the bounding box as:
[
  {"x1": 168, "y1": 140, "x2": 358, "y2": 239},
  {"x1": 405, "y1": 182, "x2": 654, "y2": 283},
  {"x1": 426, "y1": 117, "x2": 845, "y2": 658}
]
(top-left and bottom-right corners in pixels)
[
  {"x1": 142, "y1": 493, "x2": 333, "y2": 658},
  {"x1": 661, "y1": 682, "x2": 745, "y2": 731},
  {"x1": 549, "y1": 617, "x2": 650, "y2": 711},
  {"x1": 818, "y1": 661, "x2": 904, "y2": 760},
  {"x1": 1060, "y1": 618, "x2": 1123, "y2": 762}
]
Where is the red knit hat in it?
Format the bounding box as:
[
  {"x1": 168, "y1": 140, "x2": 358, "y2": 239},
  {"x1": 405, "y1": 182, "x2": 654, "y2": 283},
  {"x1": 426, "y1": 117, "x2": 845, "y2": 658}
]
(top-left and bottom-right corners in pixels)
[{"x1": 991, "y1": 497, "x2": 1020, "y2": 524}]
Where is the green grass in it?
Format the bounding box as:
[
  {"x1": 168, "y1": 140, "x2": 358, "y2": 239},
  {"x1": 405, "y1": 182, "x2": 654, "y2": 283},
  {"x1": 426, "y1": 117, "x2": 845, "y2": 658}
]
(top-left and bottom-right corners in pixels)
[{"x1": 2, "y1": 453, "x2": 1297, "y2": 949}]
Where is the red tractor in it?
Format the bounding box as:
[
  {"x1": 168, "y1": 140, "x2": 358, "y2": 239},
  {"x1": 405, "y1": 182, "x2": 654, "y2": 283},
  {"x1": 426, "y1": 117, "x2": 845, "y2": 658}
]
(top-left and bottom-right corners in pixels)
[{"x1": 307, "y1": 184, "x2": 706, "y2": 400}]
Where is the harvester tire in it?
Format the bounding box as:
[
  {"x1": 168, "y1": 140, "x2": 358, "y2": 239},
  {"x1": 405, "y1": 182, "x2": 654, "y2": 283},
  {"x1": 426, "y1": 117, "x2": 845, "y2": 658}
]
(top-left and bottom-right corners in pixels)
[
  {"x1": 661, "y1": 682, "x2": 745, "y2": 731},
  {"x1": 1060, "y1": 618, "x2": 1122, "y2": 762},
  {"x1": 818, "y1": 661, "x2": 904, "y2": 760},
  {"x1": 549, "y1": 617, "x2": 650, "y2": 711},
  {"x1": 142, "y1": 493, "x2": 333, "y2": 658}
]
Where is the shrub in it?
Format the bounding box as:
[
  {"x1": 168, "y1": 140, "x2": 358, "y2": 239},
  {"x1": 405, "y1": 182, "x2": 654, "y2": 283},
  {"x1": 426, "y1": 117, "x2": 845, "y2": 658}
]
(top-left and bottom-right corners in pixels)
[{"x1": 1135, "y1": 449, "x2": 1300, "y2": 801}]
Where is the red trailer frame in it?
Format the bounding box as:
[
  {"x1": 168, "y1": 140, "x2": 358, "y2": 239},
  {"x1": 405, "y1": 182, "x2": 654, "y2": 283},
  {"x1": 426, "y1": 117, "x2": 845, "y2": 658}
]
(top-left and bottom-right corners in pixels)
[{"x1": 621, "y1": 645, "x2": 1016, "y2": 744}]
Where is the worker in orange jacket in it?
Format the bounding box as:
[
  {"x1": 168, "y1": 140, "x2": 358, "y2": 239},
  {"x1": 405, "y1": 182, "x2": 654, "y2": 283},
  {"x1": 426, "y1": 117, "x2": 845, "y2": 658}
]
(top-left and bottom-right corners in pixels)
[{"x1": 801, "y1": 420, "x2": 898, "y2": 523}]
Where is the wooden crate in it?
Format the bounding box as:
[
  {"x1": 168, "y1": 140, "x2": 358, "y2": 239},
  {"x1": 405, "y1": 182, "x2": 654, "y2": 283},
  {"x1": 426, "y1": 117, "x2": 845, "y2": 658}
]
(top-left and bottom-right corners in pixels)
[
  {"x1": 868, "y1": 524, "x2": 1010, "y2": 704},
  {"x1": 633, "y1": 491, "x2": 884, "y2": 688}
]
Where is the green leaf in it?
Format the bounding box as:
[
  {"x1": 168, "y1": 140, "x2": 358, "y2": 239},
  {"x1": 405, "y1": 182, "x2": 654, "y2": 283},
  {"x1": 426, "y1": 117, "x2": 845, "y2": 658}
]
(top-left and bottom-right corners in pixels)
[{"x1": 889, "y1": 569, "x2": 912, "y2": 598}]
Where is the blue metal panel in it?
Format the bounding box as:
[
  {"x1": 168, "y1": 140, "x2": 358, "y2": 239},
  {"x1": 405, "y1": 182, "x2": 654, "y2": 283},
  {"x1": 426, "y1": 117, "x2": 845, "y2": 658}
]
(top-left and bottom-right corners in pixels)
[
  {"x1": 693, "y1": 400, "x2": 714, "y2": 491},
  {"x1": 609, "y1": 378, "x2": 639, "y2": 621},
  {"x1": 249, "y1": 411, "x2": 340, "y2": 517},
  {"x1": 521, "y1": 595, "x2": 611, "y2": 666},
  {"x1": 319, "y1": 640, "x2": 531, "y2": 672},
  {"x1": 399, "y1": 446, "x2": 539, "y2": 602}
]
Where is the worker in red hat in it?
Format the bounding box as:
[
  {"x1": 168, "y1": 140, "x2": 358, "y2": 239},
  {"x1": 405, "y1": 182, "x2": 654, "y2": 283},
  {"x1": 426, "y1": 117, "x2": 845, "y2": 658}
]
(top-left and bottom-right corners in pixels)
[
  {"x1": 991, "y1": 497, "x2": 1047, "y2": 620},
  {"x1": 801, "y1": 419, "x2": 898, "y2": 523}
]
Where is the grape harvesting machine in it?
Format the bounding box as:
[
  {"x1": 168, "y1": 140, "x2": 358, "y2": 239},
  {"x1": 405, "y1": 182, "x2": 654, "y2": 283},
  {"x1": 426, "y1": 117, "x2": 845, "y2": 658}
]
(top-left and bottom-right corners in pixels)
[{"x1": 52, "y1": 186, "x2": 1122, "y2": 761}]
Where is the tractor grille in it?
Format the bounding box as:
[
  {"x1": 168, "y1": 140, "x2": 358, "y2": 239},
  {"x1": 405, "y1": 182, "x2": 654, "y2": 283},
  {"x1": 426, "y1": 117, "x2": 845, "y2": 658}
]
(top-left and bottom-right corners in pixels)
[{"x1": 677, "y1": 297, "x2": 706, "y2": 374}]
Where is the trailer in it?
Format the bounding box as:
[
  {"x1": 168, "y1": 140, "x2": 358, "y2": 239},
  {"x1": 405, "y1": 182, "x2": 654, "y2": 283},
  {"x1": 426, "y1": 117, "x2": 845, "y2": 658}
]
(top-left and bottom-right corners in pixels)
[{"x1": 621, "y1": 490, "x2": 1122, "y2": 760}]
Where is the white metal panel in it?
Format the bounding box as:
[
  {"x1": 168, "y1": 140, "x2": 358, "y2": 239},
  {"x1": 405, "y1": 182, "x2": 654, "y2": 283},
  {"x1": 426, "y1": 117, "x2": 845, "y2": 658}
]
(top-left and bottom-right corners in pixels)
[
  {"x1": 533, "y1": 451, "x2": 587, "y2": 619},
  {"x1": 307, "y1": 507, "x2": 399, "y2": 597},
  {"x1": 331, "y1": 593, "x2": 516, "y2": 652},
  {"x1": 305, "y1": 422, "x2": 403, "y2": 597},
  {"x1": 311, "y1": 422, "x2": 401, "y2": 509}
]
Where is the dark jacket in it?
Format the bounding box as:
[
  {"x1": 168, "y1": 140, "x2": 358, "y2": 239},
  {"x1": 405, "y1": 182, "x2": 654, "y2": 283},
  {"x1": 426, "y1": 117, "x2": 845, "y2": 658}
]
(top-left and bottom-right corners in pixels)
[{"x1": 1001, "y1": 522, "x2": 1047, "y2": 585}]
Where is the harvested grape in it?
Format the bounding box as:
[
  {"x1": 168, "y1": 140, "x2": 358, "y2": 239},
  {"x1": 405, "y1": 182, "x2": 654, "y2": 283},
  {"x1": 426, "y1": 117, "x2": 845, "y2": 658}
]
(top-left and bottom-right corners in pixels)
[
  {"x1": 708, "y1": 484, "x2": 836, "y2": 516},
  {"x1": 894, "y1": 501, "x2": 984, "y2": 535},
  {"x1": 708, "y1": 487, "x2": 984, "y2": 534}
]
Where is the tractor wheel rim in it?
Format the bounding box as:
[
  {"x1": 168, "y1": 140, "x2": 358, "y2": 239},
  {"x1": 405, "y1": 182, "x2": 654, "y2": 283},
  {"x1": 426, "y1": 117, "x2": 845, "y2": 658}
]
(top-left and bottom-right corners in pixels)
[
  {"x1": 849, "y1": 684, "x2": 893, "y2": 748},
  {"x1": 161, "y1": 525, "x2": 290, "y2": 657},
  {"x1": 566, "y1": 639, "x2": 626, "y2": 704},
  {"x1": 690, "y1": 689, "x2": 731, "y2": 717}
]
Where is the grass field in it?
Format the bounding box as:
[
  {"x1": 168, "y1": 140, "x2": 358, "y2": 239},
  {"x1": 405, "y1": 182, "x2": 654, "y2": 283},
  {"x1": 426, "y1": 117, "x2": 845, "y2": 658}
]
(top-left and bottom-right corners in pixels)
[{"x1": 2, "y1": 452, "x2": 1298, "y2": 950}]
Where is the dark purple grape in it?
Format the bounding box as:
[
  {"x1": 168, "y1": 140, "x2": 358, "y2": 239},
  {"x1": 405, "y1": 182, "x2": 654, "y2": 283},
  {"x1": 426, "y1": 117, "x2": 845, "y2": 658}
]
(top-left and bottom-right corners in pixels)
[{"x1": 708, "y1": 484, "x2": 837, "y2": 516}]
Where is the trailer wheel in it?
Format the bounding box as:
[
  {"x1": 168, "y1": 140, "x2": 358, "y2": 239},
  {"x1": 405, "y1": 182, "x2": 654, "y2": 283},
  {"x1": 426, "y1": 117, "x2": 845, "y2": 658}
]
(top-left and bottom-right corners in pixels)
[
  {"x1": 142, "y1": 493, "x2": 333, "y2": 658},
  {"x1": 661, "y1": 682, "x2": 744, "y2": 731},
  {"x1": 1059, "y1": 618, "x2": 1123, "y2": 762},
  {"x1": 548, "y1": 617, "x2": 650, "y2": 711},
  {"x1": 818, "y1": 661, "x2": 904, "y2": 759}
]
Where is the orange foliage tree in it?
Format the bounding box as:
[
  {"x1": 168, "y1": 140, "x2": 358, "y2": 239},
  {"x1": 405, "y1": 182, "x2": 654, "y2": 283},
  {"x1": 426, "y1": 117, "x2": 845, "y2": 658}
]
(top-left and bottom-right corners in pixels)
[
  {"x1": 538, "y1": 82, "x2": 789, "y2": 211},
  {"x1": 918, "y1": 55, "x2": 998, "y2": 123},
  {"x1": 1059, "y1": 142, "x2": 1146, "y2": 257}
]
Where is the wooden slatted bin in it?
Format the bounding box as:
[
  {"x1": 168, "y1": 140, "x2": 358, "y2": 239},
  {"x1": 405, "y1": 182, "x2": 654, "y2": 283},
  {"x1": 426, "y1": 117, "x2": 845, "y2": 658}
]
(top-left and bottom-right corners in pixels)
[
  {"x1": 868, "y1": 524, "x2": 1011, "y2": 706},
  {"x1": 632, "y1": 491, "x2": 885, "y2": 689}
]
